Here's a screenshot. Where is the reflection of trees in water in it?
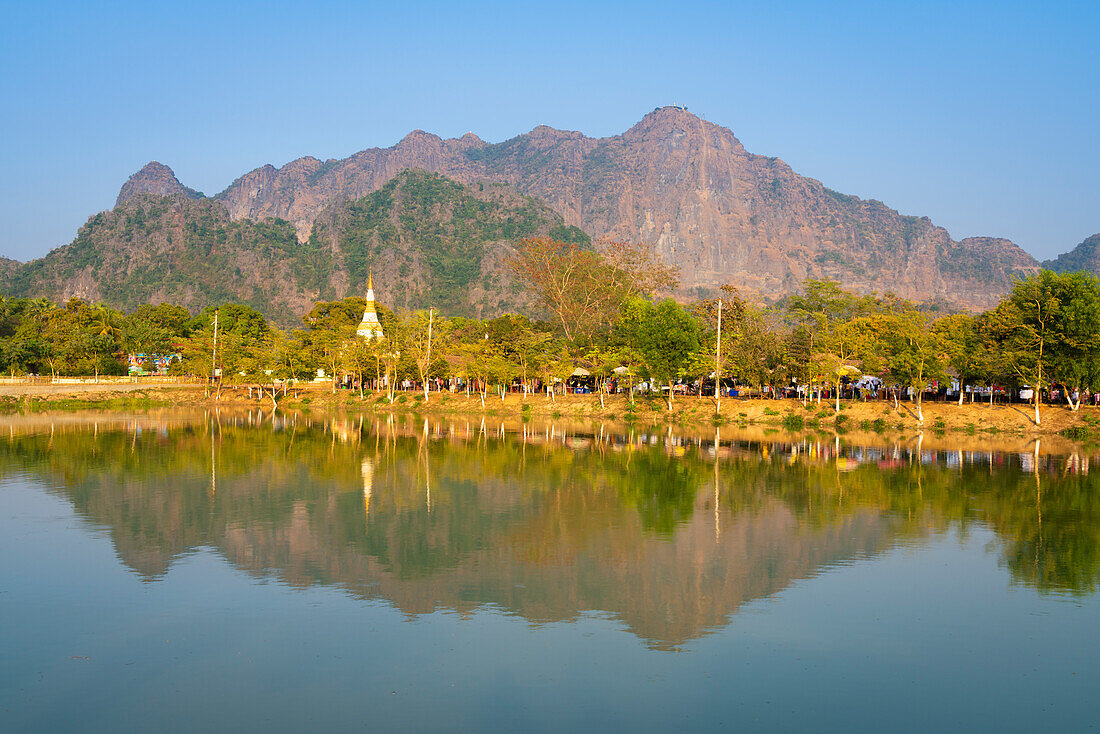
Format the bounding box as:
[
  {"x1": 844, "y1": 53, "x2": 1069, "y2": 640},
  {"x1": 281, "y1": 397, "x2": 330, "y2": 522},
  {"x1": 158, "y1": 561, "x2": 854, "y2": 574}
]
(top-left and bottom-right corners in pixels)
[{"x1": 3, "y1": 414, "x2": 1099, "y2": 646}]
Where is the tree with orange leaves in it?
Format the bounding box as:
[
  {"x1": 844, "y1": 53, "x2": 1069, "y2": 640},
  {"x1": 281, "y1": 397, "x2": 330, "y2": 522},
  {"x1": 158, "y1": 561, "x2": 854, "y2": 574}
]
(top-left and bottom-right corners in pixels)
[{"x1": 506, "y1": 238, "x2": 678, "y2": 344}]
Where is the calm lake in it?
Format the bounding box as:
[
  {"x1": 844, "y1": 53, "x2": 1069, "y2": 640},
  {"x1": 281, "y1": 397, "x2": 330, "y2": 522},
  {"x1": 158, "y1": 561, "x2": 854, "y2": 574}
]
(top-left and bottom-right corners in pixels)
[{"x1": 2, "y1": 410, "x2": 1098, "y2": 732}]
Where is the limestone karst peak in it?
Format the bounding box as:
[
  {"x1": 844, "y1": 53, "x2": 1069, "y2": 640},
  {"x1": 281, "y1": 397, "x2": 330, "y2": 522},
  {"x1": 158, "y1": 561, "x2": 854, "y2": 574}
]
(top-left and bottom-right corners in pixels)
[{"x1": 116, "y1": 161, "x2": 201, "y2": 206}]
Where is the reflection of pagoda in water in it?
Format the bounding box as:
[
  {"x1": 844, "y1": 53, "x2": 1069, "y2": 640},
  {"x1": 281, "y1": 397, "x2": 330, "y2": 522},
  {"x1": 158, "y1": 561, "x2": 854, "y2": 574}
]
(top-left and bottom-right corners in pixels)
[
  {"x1": 356, "y1": 269, "x2": 385, "y2": 341},
  {"x1": 361, "y1": 458, "x2": 373, "y2": 516}
]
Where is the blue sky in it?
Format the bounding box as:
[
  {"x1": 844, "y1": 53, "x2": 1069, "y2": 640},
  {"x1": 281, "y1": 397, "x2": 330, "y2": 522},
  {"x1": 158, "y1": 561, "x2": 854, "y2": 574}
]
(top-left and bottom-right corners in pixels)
[{"x1": 0, "y1": 0, "x2": 1096, "y2": 261}]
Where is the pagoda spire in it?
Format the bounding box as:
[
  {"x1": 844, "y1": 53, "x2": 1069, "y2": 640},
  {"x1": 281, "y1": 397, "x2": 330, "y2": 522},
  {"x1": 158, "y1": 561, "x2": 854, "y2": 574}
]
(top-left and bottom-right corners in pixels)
[{"x1": 357, "y1": 266, "x2": 385, "y2": 340}]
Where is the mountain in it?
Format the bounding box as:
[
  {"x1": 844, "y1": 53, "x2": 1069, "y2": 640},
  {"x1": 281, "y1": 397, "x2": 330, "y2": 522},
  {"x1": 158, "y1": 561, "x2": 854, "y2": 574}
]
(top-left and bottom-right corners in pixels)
[
  {"x1": 3, "y1": 108, "x2": 1075, "y2": 316},
  {"x1": 214, "y1": 106, "x2": 1041, "y2": 308},
  {"x1": 4, "y1": 194, "x2": 304, "y2": 320},
  {"x1": 1043, "y1": 233, "x2": 1100, "y2": 275},
  {"x1": 2, "y1": 170, "x2": 585, "y2": 324}
]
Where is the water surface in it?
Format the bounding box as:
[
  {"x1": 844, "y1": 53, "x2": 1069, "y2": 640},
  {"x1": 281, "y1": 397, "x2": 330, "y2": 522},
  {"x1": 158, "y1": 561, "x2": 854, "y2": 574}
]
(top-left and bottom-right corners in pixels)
[{"x1": 2, "y1": 411, "x2": 1098, "y2": 732}]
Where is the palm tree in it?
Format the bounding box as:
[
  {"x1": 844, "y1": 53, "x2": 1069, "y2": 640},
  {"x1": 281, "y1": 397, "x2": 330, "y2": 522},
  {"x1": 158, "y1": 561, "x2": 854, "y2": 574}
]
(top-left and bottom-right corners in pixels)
[
  {"x1": 26, "y1": 297, "x2": 54, "y2": 318},
  {"x1": 86, "y1": 305, "x2": 124, "y2": 381},
  {"x1": 89, "y1": 305, "x2": 122, "y2": 340}
]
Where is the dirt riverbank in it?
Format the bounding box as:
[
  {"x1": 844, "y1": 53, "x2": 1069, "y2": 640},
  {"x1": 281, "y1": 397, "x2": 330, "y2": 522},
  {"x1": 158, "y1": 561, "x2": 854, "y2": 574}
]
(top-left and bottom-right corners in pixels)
[{"x1": 3, "y1": 382, "x2": 1098, "y2": 439}]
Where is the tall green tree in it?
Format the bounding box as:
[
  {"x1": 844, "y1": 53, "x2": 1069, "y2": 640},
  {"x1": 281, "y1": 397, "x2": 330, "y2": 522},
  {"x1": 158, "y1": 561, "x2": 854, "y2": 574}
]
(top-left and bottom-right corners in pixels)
[
  {"x1": 617, "y1": 298, "x2": 700, "y2": 411},
  {"x1": 882, "y1": 311, "x2": 947, "y2": 423},
  {"x1": 989, "y1": 271, "x2": 1100, "y2": 424}
]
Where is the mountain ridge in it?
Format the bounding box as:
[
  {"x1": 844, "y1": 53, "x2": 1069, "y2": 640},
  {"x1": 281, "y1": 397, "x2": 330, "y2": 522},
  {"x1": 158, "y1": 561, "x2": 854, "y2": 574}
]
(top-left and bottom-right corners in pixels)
[
  {"x1": 163, "y1": 106, "x2": 1044, "y2": 308},
  {"x1": 18, "y1": 107, "x2": 1098, "y2": 316}
]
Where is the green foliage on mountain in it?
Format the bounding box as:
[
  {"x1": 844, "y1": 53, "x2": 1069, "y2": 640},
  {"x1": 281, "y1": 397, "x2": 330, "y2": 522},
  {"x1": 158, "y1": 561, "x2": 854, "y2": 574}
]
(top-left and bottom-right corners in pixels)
[
  {"x1": 1, "y1": 196, "x2": 303, "y2": 323},
  {"x1": 311, "y1": 169, "x2": 589, "y2": 317},
  {"x1": 0, "y1": 170, "x2": 588, "y2": 326},
  {"x1": 1044, "y1": 233, "x2": 1100, "y2": 275}
]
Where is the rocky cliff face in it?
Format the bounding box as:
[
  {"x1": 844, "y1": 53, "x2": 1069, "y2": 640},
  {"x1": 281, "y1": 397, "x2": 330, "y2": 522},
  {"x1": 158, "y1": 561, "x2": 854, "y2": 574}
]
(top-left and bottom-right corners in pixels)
[
  {"x1": 1043, "y1": 233, "x2": 1100, "y2": 275},
  {"x1": 213, "y1": 107, "x2": 1041, "y2": 308},
  {"x1": 116, "y1": 161, "x2": 202, "y2": 206}
]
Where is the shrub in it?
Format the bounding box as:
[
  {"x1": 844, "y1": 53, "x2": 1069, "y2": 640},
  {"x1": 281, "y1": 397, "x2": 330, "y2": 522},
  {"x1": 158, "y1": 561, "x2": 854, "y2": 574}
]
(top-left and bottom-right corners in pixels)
[
  {"x1": 1061, "y1": 426, "x2": 1097, "y2": 441},
  {"x1": 782, "y1": 413, "x2": 805, "y2": 431}
]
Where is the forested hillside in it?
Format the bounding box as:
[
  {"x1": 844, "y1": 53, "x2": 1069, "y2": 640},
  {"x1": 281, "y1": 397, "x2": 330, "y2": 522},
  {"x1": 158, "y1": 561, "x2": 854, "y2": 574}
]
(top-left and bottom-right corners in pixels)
[{"x1": 1, "y1": 170, "x2": 586, "y2": 325}]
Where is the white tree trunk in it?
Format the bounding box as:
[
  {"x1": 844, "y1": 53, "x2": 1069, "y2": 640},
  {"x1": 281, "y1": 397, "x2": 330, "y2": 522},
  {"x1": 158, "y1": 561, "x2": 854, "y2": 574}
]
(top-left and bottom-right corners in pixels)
[{"x1": 1066, "y1": 389, "x2": 1079, "y2": 411}]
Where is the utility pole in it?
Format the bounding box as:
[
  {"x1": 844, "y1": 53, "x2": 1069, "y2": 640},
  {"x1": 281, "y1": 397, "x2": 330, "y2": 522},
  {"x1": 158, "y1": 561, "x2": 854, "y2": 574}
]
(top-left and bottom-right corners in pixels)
[
  {"x1": 211, "y1": 310, "x2": 219, "y2": 396},
  {"x1": 715, "y1": 298, "x2": 722, "y2": 414},
  {"x1": 424, "y1": 308, "x2": 433, "y2": 401}
]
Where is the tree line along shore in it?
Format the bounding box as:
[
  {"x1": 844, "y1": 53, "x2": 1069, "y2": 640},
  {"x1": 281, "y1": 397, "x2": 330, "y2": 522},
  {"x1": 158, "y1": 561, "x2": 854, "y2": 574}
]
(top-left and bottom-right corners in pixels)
[{"x1": 2, "y1": 238, "x2": 1100, "y2": 433}]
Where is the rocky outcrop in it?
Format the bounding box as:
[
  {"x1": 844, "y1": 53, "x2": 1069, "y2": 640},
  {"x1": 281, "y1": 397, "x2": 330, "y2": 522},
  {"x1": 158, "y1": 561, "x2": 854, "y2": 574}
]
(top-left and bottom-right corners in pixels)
[
  {"x1": 116, "y1": 161, "x2": 202, "y2": 206},
  {"x1": 209, "y1": 107, "x2": 1042, "y2": 308},
  {"x1": 216, "y1": 131, "x2": 486, "y2": 238}
]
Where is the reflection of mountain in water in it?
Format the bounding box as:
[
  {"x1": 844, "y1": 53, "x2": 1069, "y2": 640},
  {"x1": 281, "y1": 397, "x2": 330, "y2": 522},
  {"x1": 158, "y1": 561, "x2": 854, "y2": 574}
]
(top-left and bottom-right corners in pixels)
[{"x1": 3, "y1": 412, "x2": 1098, "y2": 647}]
